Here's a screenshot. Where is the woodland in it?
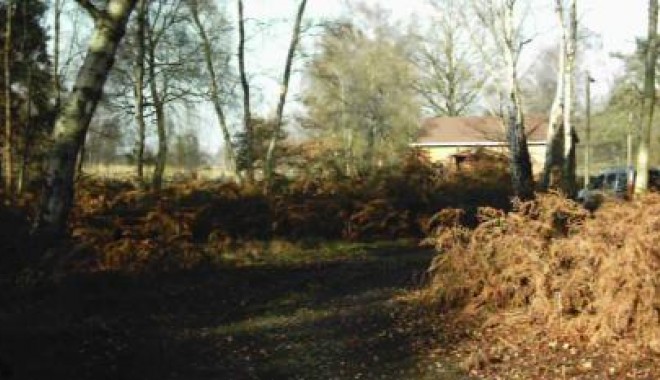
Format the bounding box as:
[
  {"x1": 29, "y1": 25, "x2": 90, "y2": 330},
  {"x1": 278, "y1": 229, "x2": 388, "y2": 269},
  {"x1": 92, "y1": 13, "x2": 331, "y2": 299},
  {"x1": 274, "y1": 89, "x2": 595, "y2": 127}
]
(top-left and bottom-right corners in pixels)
[{"x1": 1, "y1": 0, "x2": 660, "y2": 379}]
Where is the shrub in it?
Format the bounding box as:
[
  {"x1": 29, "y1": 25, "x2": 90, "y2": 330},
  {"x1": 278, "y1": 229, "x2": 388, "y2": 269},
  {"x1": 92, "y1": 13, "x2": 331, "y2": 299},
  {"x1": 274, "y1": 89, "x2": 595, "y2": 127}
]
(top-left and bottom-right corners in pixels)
[{"x1": 426, "y1": 192, "x2": 660, "y2": 346}]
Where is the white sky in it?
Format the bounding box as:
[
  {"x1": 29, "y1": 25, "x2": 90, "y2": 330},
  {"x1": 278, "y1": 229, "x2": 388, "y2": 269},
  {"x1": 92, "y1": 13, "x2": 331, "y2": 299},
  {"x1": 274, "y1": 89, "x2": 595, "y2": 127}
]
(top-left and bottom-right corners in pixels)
[
  {"x1": 244, "y1": 0, "x2": 648, "y2": 106},
  {"x1": 212, "y1": 0, "x2": 648, "y2": 153},
  {"x1": 54, "y1": 1, "x2": 652, "y2": 154}
]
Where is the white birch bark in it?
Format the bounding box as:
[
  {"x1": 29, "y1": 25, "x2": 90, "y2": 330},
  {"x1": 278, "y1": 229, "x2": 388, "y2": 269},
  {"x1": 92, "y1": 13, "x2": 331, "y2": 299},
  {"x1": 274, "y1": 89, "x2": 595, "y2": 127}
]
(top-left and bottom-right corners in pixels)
[
  {"x1": 35, "y1": 0, "x2": 137, "y2": 237},
  {"x1": 188, "y1": 0, "x2": 237, "y2": 178},
  {"x1": 634, "y1": 0, "x2": 658, "y2": 195},
  {"x1": 541, "y1": 0, "x2": 567, "y2": 190},
  {"x1": 561, "y1": 0, "x2": 577, "y2": 196},
  {"x1": 264, "y1": 0, "x2": 308, "y2": 188}
]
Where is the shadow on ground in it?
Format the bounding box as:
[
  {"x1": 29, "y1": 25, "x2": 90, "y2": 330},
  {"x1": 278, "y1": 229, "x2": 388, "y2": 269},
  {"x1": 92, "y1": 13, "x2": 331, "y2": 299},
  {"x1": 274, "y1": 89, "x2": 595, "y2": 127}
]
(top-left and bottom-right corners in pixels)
[{"x1": 0, "y1": 245, "x2": 468, "y2": 380}]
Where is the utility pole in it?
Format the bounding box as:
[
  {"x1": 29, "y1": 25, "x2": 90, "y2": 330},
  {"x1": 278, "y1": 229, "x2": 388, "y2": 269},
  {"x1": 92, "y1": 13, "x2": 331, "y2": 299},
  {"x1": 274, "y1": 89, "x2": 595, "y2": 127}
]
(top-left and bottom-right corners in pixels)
[{"x1": 584, "y1": 72, "x2": 594, "y2": 189}]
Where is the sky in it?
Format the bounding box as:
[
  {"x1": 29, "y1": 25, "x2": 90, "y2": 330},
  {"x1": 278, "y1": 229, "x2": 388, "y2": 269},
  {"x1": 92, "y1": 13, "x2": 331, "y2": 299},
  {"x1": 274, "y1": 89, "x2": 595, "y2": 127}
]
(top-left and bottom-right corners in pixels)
[
  {"x1": 243, "y1": 0, "x2": 648, "y2": 106},
  {"x1": 210, "y1": 0, "x2": 648, "y2": 153},
  {"x1": 54, "y1": 0, "x2": 653, "y2": 154}
]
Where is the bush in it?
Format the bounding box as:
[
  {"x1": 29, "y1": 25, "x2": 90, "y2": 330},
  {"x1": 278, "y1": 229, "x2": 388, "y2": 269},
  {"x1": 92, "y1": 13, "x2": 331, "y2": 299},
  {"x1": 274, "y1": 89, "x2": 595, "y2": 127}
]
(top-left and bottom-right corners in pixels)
[
  {"x1": 48, "y1": 154, "x2": 516, "y2": 272},
  {"x1": 426, "y1": 192, "x2": 660, "y2": 346},
  {"x1": 0, "y1": 201, "x2": 31, "y2": 271}
]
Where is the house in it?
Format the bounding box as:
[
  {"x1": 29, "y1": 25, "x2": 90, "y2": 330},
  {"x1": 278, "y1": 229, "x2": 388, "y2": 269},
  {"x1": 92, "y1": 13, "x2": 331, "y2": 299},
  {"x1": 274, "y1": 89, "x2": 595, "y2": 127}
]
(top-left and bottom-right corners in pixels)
[{"x1": 411, "y1": 116, "x2": 549, "y2": 173}]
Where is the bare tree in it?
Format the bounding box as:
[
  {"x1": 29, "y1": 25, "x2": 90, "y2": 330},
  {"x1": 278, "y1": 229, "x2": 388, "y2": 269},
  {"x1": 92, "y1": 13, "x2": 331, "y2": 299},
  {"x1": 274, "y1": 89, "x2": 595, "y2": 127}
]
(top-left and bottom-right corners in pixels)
[
  {"x1": 414, "y1": 0, "x2": 483, "y2": 117},
  {"x1": 187, "y1": 0, "x2": 237, "y2": 178},
  {"x1": 473, "y1": 0, "x2": 535, "y2": 199},
  {"x1": 17, "y1": 0, "x2": 34, "y2": 195},
  {"x1": 237, "y1": 0, "x2": 254, "y2": 182},
  {"x1": 540, "y1": 0, "x2": 567, "y2": 190},
  {"x1": 97, "y1": 0, "x2": 200, "y2": 188},
  {"x1": 562, "y1": 0, "x2": 578, "y2": 196},
  {"x1": 35, "y1": 0, "x2": 137, "y2": 238},
  {"x1": 53, "y1": 0, "x2": 64, "y2": 110},
  {"x1": 635, "y1": 0, "x2": 658, "y2": 195},
  {"x1": 133, "y1": 0, "x2": 147, "y2": 184},
  {"x1": 263, "y1": 0, "x2": 308, "y2": 188},
  {"x1": 3, "y1": 0, "x2": 13, "y2": 194},
  {"x1": 145, "y1": 1, "x2": 168, "y2": 190},
  {"x1": 140, "y1": 0, "x2": 197, "y2": 190}
]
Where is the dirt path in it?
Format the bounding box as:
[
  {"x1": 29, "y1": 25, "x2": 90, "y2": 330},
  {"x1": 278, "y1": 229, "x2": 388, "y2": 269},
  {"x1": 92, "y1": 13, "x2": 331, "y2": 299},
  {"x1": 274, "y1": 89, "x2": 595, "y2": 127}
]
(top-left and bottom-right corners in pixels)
[{"x1": 0, "y1": 244, "x2": 467, "y2": 379}]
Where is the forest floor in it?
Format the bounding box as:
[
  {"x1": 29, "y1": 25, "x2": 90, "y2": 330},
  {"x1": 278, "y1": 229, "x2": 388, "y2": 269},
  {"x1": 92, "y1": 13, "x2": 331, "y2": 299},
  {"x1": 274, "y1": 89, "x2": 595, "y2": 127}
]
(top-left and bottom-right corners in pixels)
[{"x1": 0, "y1": 241, "x2": 470, "y2": 380}]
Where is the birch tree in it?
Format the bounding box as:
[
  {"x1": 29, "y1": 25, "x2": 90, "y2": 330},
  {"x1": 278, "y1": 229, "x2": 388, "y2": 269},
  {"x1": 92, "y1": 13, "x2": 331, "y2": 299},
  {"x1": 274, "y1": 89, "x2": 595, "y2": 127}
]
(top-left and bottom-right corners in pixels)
[
  {"x1": 263, "y1": 0, "x2": 308, "y2": 188},
  {"x1": 237, "y1": 0, "x2": 254, "y2": 182},
  {"x1": 634, "y1": 0, "x2": 658, "y2": 195},
  {"x1": 472, "y1": 0, "x2": 535, "y2": 199},
  {"x1": 133, "y1": 0, "x2": 147, "y2": 184},
  {"x1": 187, "y1": 0, "x2": 237, "y2": 178},
  {"x1": 303, "y1": 21, "x2": 420, "y2": 176},
  {"x1": 35, "y1": 0, "x2": 137, "y2": 237},
  {"x1": 139, "y1": 0, "x2": 198, "y2": 190},
  {"x1": 540, "y1": 0, "x2": 567, "y2": 191},
  {"x1": 3, "y1": 0, "x2": 13, "y2": 194},
  {"x1": 52, "y1": 0, "x2": 64, "y2": 110},
  {"x1": 98, "y1": 0, "x2": 200, "y2": 188},
  {"x1": 414, "y1": 0, "x2": 483, "y2": 117},
  {"x1": 561, "y1": 0, "x2": 578, "y2": 196},
  {"x1": 145, "y1": 2, "x2": 168, "y2": 190}
]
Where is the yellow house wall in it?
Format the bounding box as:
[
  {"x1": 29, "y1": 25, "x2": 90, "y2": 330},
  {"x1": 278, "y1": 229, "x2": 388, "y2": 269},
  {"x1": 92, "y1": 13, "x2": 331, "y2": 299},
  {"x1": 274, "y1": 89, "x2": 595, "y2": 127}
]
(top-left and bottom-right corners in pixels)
[
  {"x1": 528, "y1": 145, "x2": 547, "y2": 173},
  {"x1": 422, "y1": 145, "x2": 547, "y2": 173}
]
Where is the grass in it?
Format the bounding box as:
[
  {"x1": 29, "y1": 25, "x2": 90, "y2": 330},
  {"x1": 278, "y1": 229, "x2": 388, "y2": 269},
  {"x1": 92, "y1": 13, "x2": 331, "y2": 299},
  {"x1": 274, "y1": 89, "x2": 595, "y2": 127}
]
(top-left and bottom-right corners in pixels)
[
  {"x1": 0, "y1": 240, "x2": 469, "y2": 380},
  {"x1": 80, "y1": 163, "x2": 234, "y2": 181}
]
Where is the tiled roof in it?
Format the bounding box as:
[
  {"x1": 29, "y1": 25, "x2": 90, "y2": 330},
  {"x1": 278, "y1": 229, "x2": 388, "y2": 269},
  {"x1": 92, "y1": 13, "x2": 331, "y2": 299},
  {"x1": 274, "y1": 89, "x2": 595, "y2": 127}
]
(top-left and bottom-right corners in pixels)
[{"x1": 414, "y1": 116, "x2": 548, "y2": 146}]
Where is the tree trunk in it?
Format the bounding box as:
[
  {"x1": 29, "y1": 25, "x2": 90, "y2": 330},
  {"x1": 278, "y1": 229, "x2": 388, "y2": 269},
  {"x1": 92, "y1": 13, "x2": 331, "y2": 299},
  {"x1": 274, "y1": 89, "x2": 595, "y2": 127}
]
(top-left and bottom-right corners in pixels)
[
  {"x1": 540, "y1": 0, "x2": 567, "y2": 191},
  {"x1": 147, "y1": 20, "x2": 167, "y2": 191},
  {"x1": 76, "y1": 140, "x2": 86, "y2": 179},
  {"x1": 237, "y1": 0, "x2": 254, "y2": 182},
  {"x1": 4, "y1": 0, "x2": 13, "y2": 194},
  {"x1": 133, "y1": 0, "x2": 147, "y2": 185},
  {"x1": 264, "y1": 0, "x2": 308, "y2": 189},
  {"x1": 627, "y1": 113, "x2": 634, "y2": 170},
  {"x1": 17, "y1": 0, "x2": 32, "y2": 195},
  {"x1": 34, "y1": 0, "x2": 137, "y2": 238},
  {"x1": 151, "y1": 98, "x2": 167, "y2": 190},
  {"x1": 53, "y1": 0, "x2": 62, "y2": 111},
  {"x1": 18, "y1": 64, "x2": 33, "y2": 195},
  {"x1": 635, "y1": 0, "x2": 658, "y2": 195},
  {"x1": 365, "y1": 120, "x2": 377, "y2": 172},
  {"x1": 583, "y1": 72, "x2": 592, "y2": 189},
  {"x1": 17, "y1": 99, "x2": 31, "y2": 195},
  {"x1": 345, "y1": 128, "x2": 354, "y2": 177},
  {"x1": 503, "y1": 0, "x2": 534, "y2": 200},
  {"x1": 506, "y1": 100, "x2": 534, "y2": 200},
  {"x1": 188, "y1": 0, "x2": 237, "y2": 178},
  {"x1": 561, "y1": 0, "x2": 578, "y2": 197}
]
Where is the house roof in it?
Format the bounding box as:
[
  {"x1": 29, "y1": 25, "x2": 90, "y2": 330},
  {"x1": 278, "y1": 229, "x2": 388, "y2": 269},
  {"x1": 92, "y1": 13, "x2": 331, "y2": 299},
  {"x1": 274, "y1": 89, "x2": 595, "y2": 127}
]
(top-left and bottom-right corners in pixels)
[{"x1": 413, "y1": 115, "x2": 548, "y2": 147}]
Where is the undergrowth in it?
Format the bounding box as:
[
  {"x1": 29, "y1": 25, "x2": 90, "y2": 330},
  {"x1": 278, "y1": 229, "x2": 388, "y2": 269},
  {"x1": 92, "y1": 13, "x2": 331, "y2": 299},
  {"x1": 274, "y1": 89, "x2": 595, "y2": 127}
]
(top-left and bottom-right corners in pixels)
[
  {"x1": 0, "y1": 151, "x2": 513, "y2": 274},
  {"x1": 425, "y1": 192, "x2": 660, "y2": 349}
]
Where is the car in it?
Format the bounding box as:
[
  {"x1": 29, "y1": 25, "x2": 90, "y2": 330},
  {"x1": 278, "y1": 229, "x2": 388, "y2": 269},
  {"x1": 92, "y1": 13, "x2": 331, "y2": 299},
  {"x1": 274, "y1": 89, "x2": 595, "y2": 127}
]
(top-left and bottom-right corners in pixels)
[{"x1": 577, "y1": 167, "x2": 660, "y2": 202}]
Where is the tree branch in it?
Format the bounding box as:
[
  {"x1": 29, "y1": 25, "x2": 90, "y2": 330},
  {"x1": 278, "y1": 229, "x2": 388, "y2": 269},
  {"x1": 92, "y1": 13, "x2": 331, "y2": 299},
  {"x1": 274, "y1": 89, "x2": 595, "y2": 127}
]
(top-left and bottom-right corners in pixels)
[{"x1": 74, "y1": 0, "x2": 102, "y2": 20}]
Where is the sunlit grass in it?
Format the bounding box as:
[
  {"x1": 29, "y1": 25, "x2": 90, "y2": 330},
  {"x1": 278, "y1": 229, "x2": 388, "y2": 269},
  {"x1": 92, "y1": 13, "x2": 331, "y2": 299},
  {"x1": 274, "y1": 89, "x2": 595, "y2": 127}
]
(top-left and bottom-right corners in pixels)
[
  {"x1": 212, "y1": 238, "x2": 419, "y2": 267},
  {"x1": 212, "y1": 307, "x2": 336, "y2": 336},
  {"x1": 80, "y1": 163, "x2": 234, "y2": 181}
]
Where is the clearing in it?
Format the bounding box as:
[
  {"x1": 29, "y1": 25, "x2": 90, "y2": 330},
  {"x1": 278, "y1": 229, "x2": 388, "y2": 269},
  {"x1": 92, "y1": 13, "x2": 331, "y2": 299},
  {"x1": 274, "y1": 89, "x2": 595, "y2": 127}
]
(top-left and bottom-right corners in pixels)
[{"x1": 0, "y1": 242, "x2": 468, "y2": 380}]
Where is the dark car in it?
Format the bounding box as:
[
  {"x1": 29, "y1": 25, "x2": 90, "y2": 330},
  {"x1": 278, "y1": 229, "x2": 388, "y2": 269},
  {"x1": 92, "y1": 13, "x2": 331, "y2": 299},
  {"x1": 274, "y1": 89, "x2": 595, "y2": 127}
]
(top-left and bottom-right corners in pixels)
[{"x1": 577, "y1": 167, "x2": 660, "y2": 201}]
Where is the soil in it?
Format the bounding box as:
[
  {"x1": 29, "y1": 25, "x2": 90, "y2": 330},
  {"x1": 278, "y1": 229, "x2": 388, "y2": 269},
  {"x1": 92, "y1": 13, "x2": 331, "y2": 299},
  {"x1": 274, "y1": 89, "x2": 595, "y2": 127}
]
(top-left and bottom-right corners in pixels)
[{"x1": 0, "y1": 244, "x2": 468, "y2": 380}]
